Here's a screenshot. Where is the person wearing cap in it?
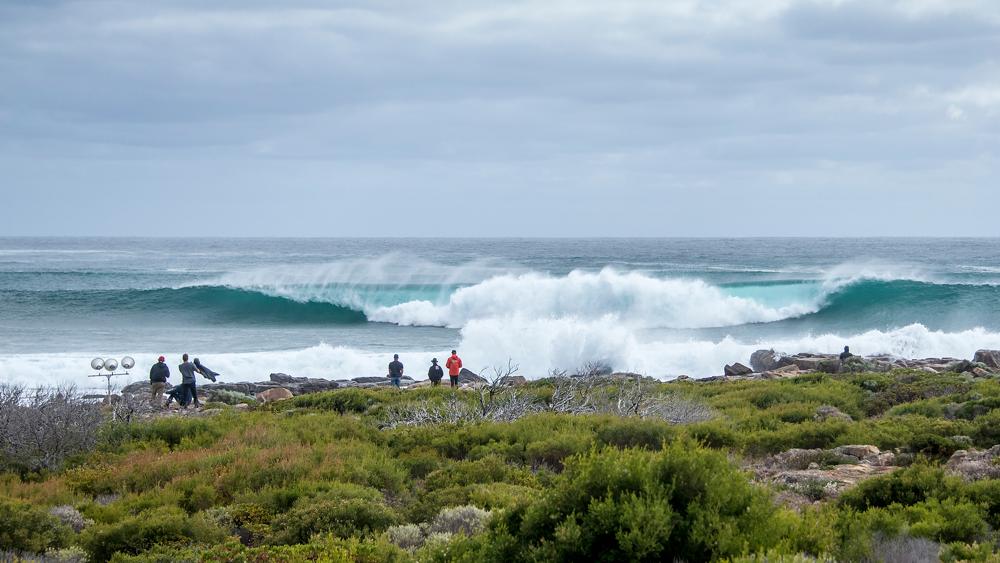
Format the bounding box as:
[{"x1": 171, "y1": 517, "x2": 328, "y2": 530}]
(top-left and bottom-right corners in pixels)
[
  {"x1": 428, "y1": 358, "x2": 444, "y2": 386},
  {"x1": 149, "y1": 356, "x2": 170, "y2": 407},
  {"x1": 388, "y1": 354, "x2": 404, "y2": 388}
]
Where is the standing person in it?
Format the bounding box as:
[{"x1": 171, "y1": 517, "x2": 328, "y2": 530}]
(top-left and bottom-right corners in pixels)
[
  {"x1": 149, "y1": 356, "x2": 170, "y2": 407},
  {"x1": 178, "y1": 354, "x2": 201, "y2": 409},
  {"x1": 446, "y1": 350, "x2": 463, "y2": 388},
  {"x1": 428, "y1": 358, "x2": 444, "y2": 386},
  {"x1": 388, "y1": 354, "x2": 404, "y2": 388}
]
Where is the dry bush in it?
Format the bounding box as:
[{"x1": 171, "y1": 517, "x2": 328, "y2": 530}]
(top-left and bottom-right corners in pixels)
[
  {"x1": 48, "y1": 505, "x2": 88, "y2": 533},
  {"x1": 426, "y1": 505, "x2": 491, "y2": 536},
  {"x1": 383, "y1": 362, "x2": 714, "y2": 428},
  {"x1": 866, "y1": 533, "x2": 940, "y2": 563},
  {"x1": 386, "y1": 523, "x2": 424, "y2": 550},
  {"x1": 0, "y1": 385, "x2": 104, "y2": 473}
]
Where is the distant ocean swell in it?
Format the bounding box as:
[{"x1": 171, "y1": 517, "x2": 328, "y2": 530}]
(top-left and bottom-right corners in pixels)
[{"x1": 10, "y1": 268, "x2": 1000, "y2": 330}]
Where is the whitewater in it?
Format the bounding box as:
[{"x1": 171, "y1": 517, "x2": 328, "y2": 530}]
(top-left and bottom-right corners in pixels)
[{"x1": 2, "y1": 237, "x2": 999, "y2": 389}]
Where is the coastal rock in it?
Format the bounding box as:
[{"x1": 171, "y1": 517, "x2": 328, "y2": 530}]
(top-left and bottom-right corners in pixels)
[
  {"x1": 972, "y1": 367, "x2": 992, "y2": 378},
  {"x1": 353, "y1": 376, "x2": 390, "y2": 384},
  {"x1": 750, "y1": 349, "x2": 791, "y2": 373},
  {"x1": 754, "y1": 446, "x2": 897, "y2": 499},
  {"x1": 947, "y1": 360, "x2": 975, "y2": 374},
  {"x1": 768, "y1": 464, "x2": 896, "y2": 498},
  {"x1": 458, "y1": 368, "x2": 487, "y2": 384},
  {"x1": 788, "y1": 355, "x2": 837, "y2": 371},
  {"x1": 724, "y1": 362, "x2": 753, "y2": 377},
  {"x1": 817, "y1": 359, "x2": 842, "y2": 374},
  {"x1": 499, "y1": 375, "x2": 527, "y2": 386},
  {"x1": 832, "y1": 445, "x2": 881, "y2": 462},
  {"x1": 121, "y1": 381, "x2": 173, "y2": 395},
  {"x1": 762, "y1": 364, "x2": 801, "y2": 379},
  {"x1": 946, "y1": 446, "x2": 1000, "y2": 480},
  {"x1": 973, "y1": 350, "x2": 1000, "y2": 369}
]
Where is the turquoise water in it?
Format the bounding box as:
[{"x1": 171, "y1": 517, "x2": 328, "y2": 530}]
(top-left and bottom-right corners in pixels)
[{"x1": 2, "y1": 237, "x2": 999, "y2": 385}]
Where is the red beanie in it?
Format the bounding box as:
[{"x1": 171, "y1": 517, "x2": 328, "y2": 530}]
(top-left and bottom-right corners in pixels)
[{"x1": 158, "y1": 356, "x2": 165, "y2": 362}]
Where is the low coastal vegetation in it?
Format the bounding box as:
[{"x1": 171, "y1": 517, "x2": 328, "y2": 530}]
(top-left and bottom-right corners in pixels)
[{"x1": 5, "y1": 368, "x2": 1000, "y2": 561}]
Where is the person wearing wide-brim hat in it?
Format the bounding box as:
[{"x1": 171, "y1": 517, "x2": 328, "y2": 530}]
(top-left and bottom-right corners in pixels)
[{"x1": 428, "y1": 358, "x2": 444, "y2": 386}]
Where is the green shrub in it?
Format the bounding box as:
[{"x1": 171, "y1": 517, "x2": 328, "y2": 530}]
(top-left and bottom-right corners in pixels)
[
  {"x1": 80, "y1": 506, "x2": 225, "y2": 562},
  {"x1": 839, "y1": 462, "x2": 957, "y2": 511},
  {"x1": 425, "y1": 455, "x2": 535, "y2": 491},
  {"x1": 269, "y1": 498, "x2": 399, "y2": 545},
  {"x1": 594, "y1": 418, "x2": 675, "y2": 450},
  {"x1": 495, "y1": 440, "x2": 793, "y2": 562},
  {"x1": 0, "y1": 498, "x2": 70, "y2": 554},
  {"x1": 285, "y1": 388, "x2": 377, "y2": 414},
  {"x1": 903, "y1": 498, "x2": 987, "y2": 543}
]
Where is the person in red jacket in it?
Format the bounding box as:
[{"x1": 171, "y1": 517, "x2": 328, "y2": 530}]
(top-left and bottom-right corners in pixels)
[{"x1": 445, "y1": 350, "x2": 463, "y2": 388}]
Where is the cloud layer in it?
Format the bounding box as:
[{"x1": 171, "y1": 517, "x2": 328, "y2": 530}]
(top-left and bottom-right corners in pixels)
[{"x1": 1, "y1": 0, "x2": 998, "y2": 236}]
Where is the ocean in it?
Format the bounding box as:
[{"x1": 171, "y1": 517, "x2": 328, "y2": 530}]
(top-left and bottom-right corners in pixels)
[{"x1": 2, "y1": 237, "x2": 1000, "y2": 390}]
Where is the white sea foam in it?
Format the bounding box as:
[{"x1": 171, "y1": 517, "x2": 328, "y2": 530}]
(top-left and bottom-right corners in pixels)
[
  {"x1": 367, "y1": 269, "x2": 818, "y2": 328},
  {"x1": 7, "y1": 323, "x2": 1000, "y2": 388}
]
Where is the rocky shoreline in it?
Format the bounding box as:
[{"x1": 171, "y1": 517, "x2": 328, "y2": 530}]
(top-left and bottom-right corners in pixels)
[
  {"x1": 120, "y1": 367, "x2": 490, "y2": 404},
  {"x1": 119, "y1": 349, "x2": 1000, "y2": 405},
  {"x1": 694, "y1": 348, "x2": 1000, "y2": 383}
]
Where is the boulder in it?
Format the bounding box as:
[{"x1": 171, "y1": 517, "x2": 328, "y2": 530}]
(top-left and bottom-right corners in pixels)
[
  {"x1": 973, "y1": 350, "x2": 1000, "y2": 369},
  {"x1": 972, "y1": 367, "x2": 992, "y2": 378},
  {"x1": 817, "y1": 359, "x2": 842, "y2": 374},
  {"x1": 200, "y1": 382, "x2": 285, "y2": 396},
  {"x1": 673, "y1": 375, "x2": 692, "y2": 382},
  {"x1": 788, "y1": 355, "x2": 835, "y2": 371},
  {"x1": 498, "y1": 375, "x2": 527, "y2": 386},
  {"x1": 755, "y1": 447, "x2": 898, "y2": 498},
  {"x1": 724, "y1": 363, "x2": 754, "y2": 377},
  {"x1": 458, "y1": 368, "x2": 487, "y2": 384},
  {"x1": 353, "y1": 376, "x2": 390, "y2": 384},
  {"x1": 832, "y1": 445, "x2": 881, "y2": 461},
  {"x1": 750, "y1": 349, "x2": 790, "y2": 373},
  {"x1": 946, "y1": 446, "x2": 1000, "y2": 480},
  {"x1": 255, "y1": 387, "x2": 294, "y2": 403},
  {"x1": 947, "y1": 360, "x2": 975, "y2": 373}
]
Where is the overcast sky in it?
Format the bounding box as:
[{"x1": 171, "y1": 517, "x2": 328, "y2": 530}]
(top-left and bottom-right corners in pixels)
[{"x1": 1, "y1": 0, "x2": 998, "y2": 236}]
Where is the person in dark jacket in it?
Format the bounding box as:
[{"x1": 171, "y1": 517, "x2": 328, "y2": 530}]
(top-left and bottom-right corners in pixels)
[
  {"x1": 428, "y1": 358, "x2": 444, "y2": 386},
  {"x1": 178, "y1": 354, "x2": 201, "y2": 408},
  {"x1": 839, "y1": 346, "x2": 853, "y2": 362},
  {"x1": 193, "y1": 358, "x2": 219, "y2": 382},
  {"x1": 388, "y1": 354, "x2": 404, "y2": 388},
  {"x1": 149, "y1": 356, "x2": 170, "y2": 407}
]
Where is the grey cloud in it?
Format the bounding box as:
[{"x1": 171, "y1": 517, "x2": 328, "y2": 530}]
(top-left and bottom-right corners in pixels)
[{"x1": 0, "y1": 0, "x2": 997, "y2": 236}]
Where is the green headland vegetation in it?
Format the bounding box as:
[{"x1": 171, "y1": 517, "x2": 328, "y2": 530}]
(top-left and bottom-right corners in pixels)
[{"x1": 4, "y1": 367, "x2": 1000, "y2": 562}]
